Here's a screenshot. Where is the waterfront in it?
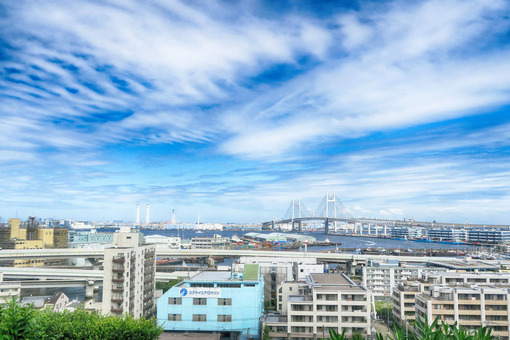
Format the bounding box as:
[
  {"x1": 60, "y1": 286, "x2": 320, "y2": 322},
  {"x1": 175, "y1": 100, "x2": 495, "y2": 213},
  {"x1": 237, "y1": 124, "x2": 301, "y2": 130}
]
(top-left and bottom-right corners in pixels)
[{"x1": 134, "y1": 229, "x2": 475, "y2": 251}]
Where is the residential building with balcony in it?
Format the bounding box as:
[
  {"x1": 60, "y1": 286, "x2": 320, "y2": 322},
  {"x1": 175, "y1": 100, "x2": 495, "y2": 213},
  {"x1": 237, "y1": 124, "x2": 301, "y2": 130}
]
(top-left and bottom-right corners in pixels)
[
  {"x1": 268, "y1": 273, "x2": 371, "y2": 340},
  {"x1": 102, "y1": 227, "x2": 156, "y2": 319},
  {"x1": 392, "y1": 280, "x2": 430, "y2": 326},
  {"x1": 468, "y1": 229, "x2": 510, "y2": 244},
  {"x1": 157, "y1": 265, "x2": 264, "y2": 339},
  {"x1": 363, "y1": 261, "x2": 447, "y2": 296},
  {"x1": 427, "y1": 228, "x2": 467, "y2": 242},
  {"x1": 416, "y1": 284, "x2": 510, "y2": 339}
]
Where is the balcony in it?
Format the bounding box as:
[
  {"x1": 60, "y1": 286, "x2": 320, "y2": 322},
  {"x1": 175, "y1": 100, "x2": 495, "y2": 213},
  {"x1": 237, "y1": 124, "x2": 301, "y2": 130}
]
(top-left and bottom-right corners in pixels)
[
  {"x1": 112, "y1": 258, "x2": 125, "y2": 264},
  {"x1": 112, "y1": 278, "x2": 124, "y2": 283},
  {"x1": 111, "y1": 298, "x2": 123, "y2": 303},
  {"x1": 111, "y1": 308, "x2": 123, "y2": 314},
  {"x1": 112, "y1": 268, "x2": 124, "y2": 273},
  {"x1": 112, "y1": 287, "x2": 124, "y2": 292}
]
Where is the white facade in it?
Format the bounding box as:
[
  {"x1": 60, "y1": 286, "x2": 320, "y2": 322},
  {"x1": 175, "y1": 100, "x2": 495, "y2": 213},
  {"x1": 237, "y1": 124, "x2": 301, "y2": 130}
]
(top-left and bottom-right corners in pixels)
[
  {"x1": 268, "y1": 273, "x2": 371, "y2": 339},
  {"x1": 235, "y1": 257, "x2": 323, "y2": 307},
  {"x1": 144, "y1": 234, "x2": 181, "y2": 249},
  {"x1": 363, "y1": 264, "x2": 448, "y2": 296},
  {"x1": 102, "y1": 229, "x2": 156, "y2": 319}
]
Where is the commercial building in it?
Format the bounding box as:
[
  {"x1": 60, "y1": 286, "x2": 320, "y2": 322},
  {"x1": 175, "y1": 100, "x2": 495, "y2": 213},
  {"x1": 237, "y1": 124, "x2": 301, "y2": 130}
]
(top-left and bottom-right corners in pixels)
[
  {"x1": 268, "y1": 273, "x2": 371, "y2": 339},
  {"x1": 427, "y1": 228, "x2": 467, "y2": 242},
  {"x1": 390, "y1": 227, "x2": 424, "y2": 240},
  {"x1": 157, "y1": 265, "x2": 264, "y2": 338},
  {"x1": 191, "y1": 235, "x2": 230, "y2": 249},
  {"x1": 102, "y1": 227, "x2": 156, "y2": 319},
  {"x1": 468, "y1": 229, "x2": 510, "y2": 244},
  {"x1": 416, "y1": 284, "x2": 510, "y2": 339},
  {"x1": 234, "y1": 257, "x2": 323, "y2": 307},
  {"x1": 362, "y1": 260, "x2": 447, "y2": 296}
]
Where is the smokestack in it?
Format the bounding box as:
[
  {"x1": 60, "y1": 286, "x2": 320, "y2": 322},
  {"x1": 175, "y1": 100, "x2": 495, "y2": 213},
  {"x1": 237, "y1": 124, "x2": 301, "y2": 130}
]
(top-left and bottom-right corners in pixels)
[
  {"x1": 146, "y1": 204, "x2": 150, "y2": 224},
  {"x1": 172, "y1": 209, "x2": 176, "y2": 224},
  {"x1": 136, "y1": 205, "x2": 140, "y2": 224}
]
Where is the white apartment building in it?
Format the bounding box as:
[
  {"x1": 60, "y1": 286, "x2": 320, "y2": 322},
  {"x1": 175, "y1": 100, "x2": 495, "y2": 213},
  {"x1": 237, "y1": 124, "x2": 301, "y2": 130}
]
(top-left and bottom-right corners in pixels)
[
  {"x1": 416, "y1": 284, "x2": 510, "y2": 339},
  {"x1": 392, "y1": 272, "x2": 510, "y2": 327},
  {"x1": 266, "y1": 273, "x2": 371, "y2": 340},
  {"x1": 363, "y1": 261, "x2": 447, "y2": 296},
  {"x1": 102, "y1": 228, "x2": 156, "y2": 319}
]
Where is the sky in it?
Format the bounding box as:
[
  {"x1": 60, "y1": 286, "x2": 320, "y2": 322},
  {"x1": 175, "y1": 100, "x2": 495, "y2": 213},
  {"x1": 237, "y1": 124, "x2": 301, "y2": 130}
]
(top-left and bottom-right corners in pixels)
[{"x1": 1, "y1": 0, "x2": 510, "y2": 224}]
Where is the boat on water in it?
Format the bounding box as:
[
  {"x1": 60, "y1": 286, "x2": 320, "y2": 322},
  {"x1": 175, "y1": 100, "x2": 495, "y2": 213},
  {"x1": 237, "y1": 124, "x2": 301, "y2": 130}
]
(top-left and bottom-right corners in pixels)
[
  {"x1": 195, "y1": 230, "x2": 204, "y2": 234},
  {"x1": 413, "y1": 238, "x2": 434, "y2": 243}
]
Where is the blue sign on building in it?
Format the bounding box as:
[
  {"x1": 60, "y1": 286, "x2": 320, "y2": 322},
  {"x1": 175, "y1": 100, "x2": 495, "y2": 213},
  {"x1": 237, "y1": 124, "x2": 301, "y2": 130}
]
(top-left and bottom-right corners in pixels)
[{"x1": 157, "y1": 265, "x2": 264, "y2": 338}]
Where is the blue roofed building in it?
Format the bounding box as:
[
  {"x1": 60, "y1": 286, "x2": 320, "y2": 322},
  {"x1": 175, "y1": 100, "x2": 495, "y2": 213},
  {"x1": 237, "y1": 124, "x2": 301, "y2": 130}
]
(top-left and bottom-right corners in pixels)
[{"x1": 157, "y1": 264, "x2": 264, "y2": 339}]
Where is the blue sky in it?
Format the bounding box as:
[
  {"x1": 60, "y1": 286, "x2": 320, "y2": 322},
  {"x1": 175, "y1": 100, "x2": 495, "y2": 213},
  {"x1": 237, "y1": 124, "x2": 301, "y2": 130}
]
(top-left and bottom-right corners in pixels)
[{"x1": 1, "y1": 0, "x2": 510, "y2": 224}]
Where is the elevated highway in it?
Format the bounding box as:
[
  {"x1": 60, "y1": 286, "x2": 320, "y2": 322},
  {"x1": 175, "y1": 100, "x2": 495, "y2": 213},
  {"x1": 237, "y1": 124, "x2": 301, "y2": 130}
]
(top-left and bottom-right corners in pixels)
[
  {"x1": 0, "y1": 248, "x2": 468, "y2": 263},
  {"x1": 0, "y1": 267, "x2": 188, "y2": 282}
]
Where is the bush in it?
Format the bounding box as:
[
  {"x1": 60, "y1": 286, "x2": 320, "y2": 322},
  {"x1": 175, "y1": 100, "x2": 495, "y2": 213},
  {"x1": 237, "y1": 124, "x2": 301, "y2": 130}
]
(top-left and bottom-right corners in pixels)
[{"x1": 0, "y1": 298, "x2": 163, "y2": 340}]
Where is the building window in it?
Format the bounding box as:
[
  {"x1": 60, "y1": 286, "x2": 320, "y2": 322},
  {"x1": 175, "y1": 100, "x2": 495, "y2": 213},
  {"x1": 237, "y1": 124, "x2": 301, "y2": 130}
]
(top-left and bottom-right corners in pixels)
[
  {"x1": 168, "y1": 314, "x2": 181, "y2": 321},
  {"x1": 193, "y1": 298, "x2": 207, "y2": 305},
  {"x1": 217, "y1": 314, "x2": 232, "y2": 322},
  {"x1": 168, "y1": 298, "x2": 182, "y2": 305},
  {"x1": 218, "y1": 298, "x2": 232, "y2": 306},
  {"x1": 193, "y1": 314, "x2": 207, "y2": 322}
]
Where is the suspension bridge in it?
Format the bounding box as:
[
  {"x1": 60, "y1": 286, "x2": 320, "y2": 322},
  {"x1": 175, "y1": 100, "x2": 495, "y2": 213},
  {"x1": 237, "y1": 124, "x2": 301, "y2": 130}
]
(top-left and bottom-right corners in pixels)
[{"x1": 262, "y1": 192, "x2": 357, "y2": 233}]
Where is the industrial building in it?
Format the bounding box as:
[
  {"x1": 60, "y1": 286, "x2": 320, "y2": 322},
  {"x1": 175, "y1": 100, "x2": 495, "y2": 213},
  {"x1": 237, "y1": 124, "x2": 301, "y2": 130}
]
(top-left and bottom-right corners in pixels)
[
  {"x1": 267, "y1": 273, "x2": 372, "y2": 339},
  {"x1": 157, "y1": 265, "x2": 264, "y2": 338},
  {"x1": 244, "y1": 232, "x2": 316, "y2": 244},
  {"x1": 0, "y1": 217, "x2": 68, "y2": 267},
  {"x1": 102, "y1": 227, "x2": 156, "y2": 319}
]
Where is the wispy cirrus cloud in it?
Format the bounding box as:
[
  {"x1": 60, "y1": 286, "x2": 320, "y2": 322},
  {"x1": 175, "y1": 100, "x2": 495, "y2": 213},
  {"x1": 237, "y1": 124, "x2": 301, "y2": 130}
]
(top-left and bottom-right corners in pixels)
[{"x1": 1, "y1": 0, "x2": 509, "y2": 223}]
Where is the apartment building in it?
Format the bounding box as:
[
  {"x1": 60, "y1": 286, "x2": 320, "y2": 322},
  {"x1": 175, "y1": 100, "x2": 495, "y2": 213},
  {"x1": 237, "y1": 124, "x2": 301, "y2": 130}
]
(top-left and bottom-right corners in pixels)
[
  {"x1": 157, "y1": 265, "x2": 264, "y2": 339},
  {"x1": 392, "y1": 272, "x2": 510, "y2": 327},
  {"x1": 416, "y1": 284, "x2": 510, "y2": 339},
  {"x1": 392, "y1": 280, "x2": 429, "y2": 326},
  {"x1": 267, "y1": 273, "x2": 371, "y2": 340},
  {"x1": 363, "y1": 261, "x2": 447, "y2": 296},
  {"x1": 102, "y1": 228, "x2": 156, "y2": 319}
]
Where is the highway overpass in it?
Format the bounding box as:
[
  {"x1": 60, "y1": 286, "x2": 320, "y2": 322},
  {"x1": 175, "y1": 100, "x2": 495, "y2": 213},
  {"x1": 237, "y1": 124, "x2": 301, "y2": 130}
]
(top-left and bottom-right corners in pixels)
[{"x1": 0, "y1": 247, "x2": 470, "y2": 263}]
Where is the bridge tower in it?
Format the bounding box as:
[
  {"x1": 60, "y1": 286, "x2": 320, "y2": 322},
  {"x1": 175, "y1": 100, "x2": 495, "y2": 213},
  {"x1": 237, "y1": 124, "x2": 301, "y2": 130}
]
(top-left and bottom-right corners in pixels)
[
  {"x1": 284, "y1": 198, "x2": 311, "y2": 232},
  {"x1": 315, "y1": 192, "x2": 352, "y2": 234}
]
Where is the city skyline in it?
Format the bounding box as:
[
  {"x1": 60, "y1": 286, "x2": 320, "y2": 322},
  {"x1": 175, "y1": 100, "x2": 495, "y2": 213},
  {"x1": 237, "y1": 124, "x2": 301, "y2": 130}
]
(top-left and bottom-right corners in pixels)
[{"x1": 1, "y1": 0, "x2": 510, "y2": 224}]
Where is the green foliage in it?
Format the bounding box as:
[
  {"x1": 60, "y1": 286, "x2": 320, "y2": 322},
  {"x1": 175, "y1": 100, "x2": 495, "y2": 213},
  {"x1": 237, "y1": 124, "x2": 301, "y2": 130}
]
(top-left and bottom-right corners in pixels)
[
  {"x1": 324, "y1": 316, "x2": 494, "y2": 340},
  {"x1": 0, "y1": 298, "x2": 45, "y2": 339},
  {"x1": 156, "y1": 278, "x2": 183, "y2": 294},
  {"x1": 0, "y1": 298, "x2": 163, "y2": 340},
  {"x1": 262, "y1": 325, "x2": 271, "y2": 340}
]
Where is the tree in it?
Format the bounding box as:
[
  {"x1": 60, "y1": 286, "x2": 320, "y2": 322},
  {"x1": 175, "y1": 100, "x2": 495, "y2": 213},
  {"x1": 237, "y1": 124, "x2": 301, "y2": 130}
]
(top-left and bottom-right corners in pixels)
[
  {"x1": 0, "y1": 297, "x2": 163, "y2": 340},
  {"x1": 262, "y1": 325, "x2": 271, "y2": 340}
]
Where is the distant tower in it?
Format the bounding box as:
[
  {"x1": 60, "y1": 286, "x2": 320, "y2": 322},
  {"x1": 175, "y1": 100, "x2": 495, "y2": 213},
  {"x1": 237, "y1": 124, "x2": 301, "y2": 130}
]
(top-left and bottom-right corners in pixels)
[
  {"x1": 136, "y1": 205, "x2": 140, "y2": 224},
  {"x1": 197, "y1": 215, "x2": 200, "y2": 225},
  {"x1": 171, "y1": 209, "x2": 176, "y2": 224},
  {"x1": 146, "y1": 204, "x2": 150, "y2": 224}
]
